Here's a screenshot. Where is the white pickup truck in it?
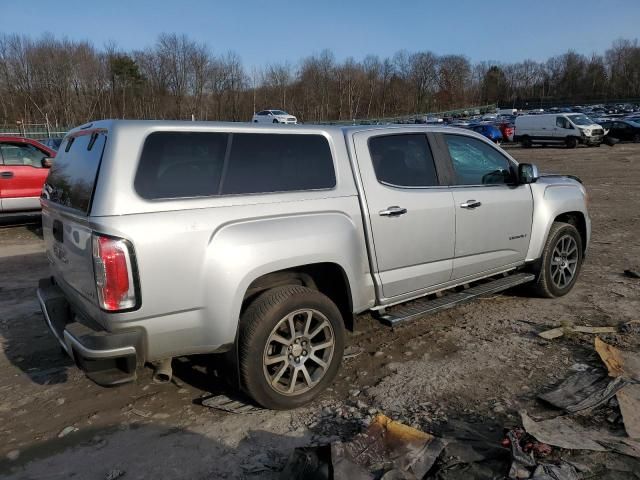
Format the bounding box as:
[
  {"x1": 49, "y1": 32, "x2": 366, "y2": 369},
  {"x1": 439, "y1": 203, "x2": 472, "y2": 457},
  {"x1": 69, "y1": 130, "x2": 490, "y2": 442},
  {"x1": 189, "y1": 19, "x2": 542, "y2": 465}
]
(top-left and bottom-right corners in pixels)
[{"x1": 38, "y1": 121, "x2": 590, "y2": 409}]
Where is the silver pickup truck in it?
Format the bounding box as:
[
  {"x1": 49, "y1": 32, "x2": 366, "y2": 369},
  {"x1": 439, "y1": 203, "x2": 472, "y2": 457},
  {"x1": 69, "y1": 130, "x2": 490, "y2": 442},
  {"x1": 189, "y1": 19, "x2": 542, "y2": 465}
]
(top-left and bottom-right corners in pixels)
[{"x1": 37, "y1": 121, "x2": 590, "y2": 409}]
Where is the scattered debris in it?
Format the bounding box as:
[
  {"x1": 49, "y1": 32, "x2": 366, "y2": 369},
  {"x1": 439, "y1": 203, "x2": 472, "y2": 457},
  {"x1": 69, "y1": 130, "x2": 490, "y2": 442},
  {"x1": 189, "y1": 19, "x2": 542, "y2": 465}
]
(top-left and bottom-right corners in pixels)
[
  {"x1": 57, "y1": 426, "x2": 78, "y2": 438},
  {"x1": 6, "y1": 449, "x2": 20, "y2": 461},
  {"x1": 201, "y1": 394, "x2": 262, "y2": 414},
  {"x1": 538, "y1": 325, "x2": 618, "y2": 340},
  {"x1": 104, "y1": 469, "x2": 125, "y2": 480},
  {"x1": 595, "y1": 337, "x2": 640, "y2": 439},
  {"x1": 623, "y1": 269, "x2": 640, "y2": 279},
  {"x1": 130, "y1": 408, "x2": 152, "y2": 418},
  {"x1": 344, "y1": 345, "x2": 364, "y2": 359},
  {"x1": 620, "y1": 320, "x2": 640, "y2": 334},
  {"x1": 280, "y1": 414, "x2": 446, "y2": 479},
  {"x1": 538, "y1": 328, "x2": 564, "y2": 340},
  {"x1": 538, "y1": 367, "x2": 628, "y2": 413}
]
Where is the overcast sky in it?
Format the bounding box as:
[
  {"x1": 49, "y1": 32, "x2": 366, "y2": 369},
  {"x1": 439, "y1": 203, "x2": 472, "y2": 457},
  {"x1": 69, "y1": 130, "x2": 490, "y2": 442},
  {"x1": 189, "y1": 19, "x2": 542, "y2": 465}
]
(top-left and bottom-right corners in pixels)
[{"x1": 2, "y1": 0, "x2": 639, "y2": 68}]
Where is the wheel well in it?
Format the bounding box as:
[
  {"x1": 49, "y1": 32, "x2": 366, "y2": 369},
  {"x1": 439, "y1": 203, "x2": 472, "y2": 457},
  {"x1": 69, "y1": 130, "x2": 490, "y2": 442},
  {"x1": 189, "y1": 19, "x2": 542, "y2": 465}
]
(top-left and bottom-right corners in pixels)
[
  {"x1": 243, "y1": 263, "x2": 354, "y2": 329},
  {"x1": 554, "y1": 211, "x2": 587, "y2": 253}
]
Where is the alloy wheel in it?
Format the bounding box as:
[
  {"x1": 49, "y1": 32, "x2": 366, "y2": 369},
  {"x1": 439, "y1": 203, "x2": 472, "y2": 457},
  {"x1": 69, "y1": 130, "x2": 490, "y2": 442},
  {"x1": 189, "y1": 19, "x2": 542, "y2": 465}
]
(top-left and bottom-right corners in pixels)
[
  {"x1": 550, "y1": 234, "x2": 579, "y2": 289},
  {"x1": 263, "y1": 309, "x2": 335, "y2": 396}
]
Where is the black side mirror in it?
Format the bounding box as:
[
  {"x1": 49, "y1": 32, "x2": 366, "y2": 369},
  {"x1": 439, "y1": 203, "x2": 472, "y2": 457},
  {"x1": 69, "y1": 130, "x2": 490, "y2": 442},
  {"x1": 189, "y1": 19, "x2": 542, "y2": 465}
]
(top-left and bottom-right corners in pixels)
[
  {"x1": 518, "y1": 163, "x2": 539, "y2": 184},
  {"x1": 41, "y1": 157, "x2": 53, "y2": 168}
]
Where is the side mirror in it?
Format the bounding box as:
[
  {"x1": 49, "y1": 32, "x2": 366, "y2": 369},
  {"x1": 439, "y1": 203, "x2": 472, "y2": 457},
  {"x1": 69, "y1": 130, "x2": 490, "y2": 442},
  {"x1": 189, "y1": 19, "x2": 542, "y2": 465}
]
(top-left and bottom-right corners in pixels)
[
  {"x1": 41, "y1": 157, "x2": 53, "y2": 168},
  {"x1": 518, "y1": 163, "x2": 539, "y2": 184}
]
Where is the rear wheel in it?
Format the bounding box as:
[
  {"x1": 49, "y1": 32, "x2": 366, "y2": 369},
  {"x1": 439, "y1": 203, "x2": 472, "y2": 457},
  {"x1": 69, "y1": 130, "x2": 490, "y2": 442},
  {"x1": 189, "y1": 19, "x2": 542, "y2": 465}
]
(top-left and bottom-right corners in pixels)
[
  {"x1": 565, "y1": 137, "x2": 578, "y2": 149},
  {"x1": 530, "y1": 222, "x2": 583, "y2": 298},
  {"x1": 521, "y1": 136, "x2": 532, "y2": 148},
  {"x1": 239, "y1": 286, "x2": 345, "y2": 409}
]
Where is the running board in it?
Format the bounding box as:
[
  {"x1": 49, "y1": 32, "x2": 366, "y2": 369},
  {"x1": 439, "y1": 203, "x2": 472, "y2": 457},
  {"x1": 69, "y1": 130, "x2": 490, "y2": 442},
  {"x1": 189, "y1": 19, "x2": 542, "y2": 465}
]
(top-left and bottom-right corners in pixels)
[{"x1": 374, "y1": 272, "x2": 535, "y2": 326}]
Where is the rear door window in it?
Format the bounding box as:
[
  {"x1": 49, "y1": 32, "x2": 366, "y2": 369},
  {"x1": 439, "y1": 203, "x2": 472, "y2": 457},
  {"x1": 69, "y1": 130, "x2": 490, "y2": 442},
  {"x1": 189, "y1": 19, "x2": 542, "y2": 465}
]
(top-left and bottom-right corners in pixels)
[
  {"x1": 43, "y1": 132, "x2": 107, "y2": 213},
  {"x1": 134, "y1": 132, "x2": 335, "y2": 199}
]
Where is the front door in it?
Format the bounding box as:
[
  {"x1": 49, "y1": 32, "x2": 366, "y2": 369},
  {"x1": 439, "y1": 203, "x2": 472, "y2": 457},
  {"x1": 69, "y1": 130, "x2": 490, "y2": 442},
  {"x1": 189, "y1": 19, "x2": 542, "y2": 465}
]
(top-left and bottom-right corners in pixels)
[
  {"x1": 0, "y1": 142, "x2": 50, "y2": 211},
  {"x1": 353, "y1": 131, "x2": 455, "y2": 300},
  {"x1": 439, "y1": 133, "x2": 534, "y2": 280}
]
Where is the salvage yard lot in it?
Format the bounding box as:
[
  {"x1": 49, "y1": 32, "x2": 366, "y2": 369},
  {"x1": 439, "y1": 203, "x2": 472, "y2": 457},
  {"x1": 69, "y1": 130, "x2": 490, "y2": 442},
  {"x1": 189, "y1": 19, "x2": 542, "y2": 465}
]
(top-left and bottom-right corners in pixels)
[{"x1": 1, "y1": 144, "x2": 639, "y2": 478}]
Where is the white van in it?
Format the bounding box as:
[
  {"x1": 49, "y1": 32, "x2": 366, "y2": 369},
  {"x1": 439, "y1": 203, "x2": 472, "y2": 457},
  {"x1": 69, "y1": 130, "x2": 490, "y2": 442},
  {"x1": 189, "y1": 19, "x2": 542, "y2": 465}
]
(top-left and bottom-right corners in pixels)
[{"x1": 514, "y1": 114, "x2": 604, "y2": 148}]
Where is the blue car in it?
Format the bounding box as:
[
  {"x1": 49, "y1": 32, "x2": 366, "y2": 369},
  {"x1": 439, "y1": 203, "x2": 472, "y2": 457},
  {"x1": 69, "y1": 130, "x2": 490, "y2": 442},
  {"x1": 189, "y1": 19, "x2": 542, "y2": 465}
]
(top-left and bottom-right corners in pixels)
[{"x1": 470, "y1": 124, "x2": 503, "y2": 144}]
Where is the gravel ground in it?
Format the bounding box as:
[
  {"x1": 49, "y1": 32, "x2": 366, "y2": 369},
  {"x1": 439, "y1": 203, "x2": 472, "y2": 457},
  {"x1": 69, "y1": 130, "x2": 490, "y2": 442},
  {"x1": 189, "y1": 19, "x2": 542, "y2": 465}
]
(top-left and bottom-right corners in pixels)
[{"x1": 1, "y1": 144, "x2": 639, "y2": 479}]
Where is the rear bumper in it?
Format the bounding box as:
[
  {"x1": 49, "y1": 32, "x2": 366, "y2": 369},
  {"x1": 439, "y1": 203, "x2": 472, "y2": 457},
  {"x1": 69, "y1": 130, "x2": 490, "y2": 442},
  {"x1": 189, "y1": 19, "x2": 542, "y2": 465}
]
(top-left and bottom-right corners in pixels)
[{"x1": 37, "y1": 277, "x2": 142, "y2": 386}]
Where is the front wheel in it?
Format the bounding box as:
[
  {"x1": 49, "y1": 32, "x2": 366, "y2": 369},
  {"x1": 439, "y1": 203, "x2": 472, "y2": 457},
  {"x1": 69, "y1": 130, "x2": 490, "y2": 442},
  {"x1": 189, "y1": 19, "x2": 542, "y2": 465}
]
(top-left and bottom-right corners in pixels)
[
  {"x1": 239, "y1": 286, "x2": 345, "y2": 409},
  {"x1": 565, "y1": 137, "x2": 578, "y2": 149},
  {"x1": 272, "y1": 119, "x2": 279, "y2": 124},
  {"x1": 530, "y1": 222, "x2": 583, "y2": 298}
]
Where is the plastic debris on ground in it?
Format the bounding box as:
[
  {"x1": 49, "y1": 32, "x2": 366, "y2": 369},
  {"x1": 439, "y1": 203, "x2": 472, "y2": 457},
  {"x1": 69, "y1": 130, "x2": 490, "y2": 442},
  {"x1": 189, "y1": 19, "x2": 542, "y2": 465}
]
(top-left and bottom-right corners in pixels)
[
  {"x1": 280, "y1": 414, "x2": 446, "y2": 479},
  {"x1": 522, "y1": 337, "x2": 640, "y2": 459},
  {"x1": 200, "y1": 393, "x2": 263, "y2": 414}
]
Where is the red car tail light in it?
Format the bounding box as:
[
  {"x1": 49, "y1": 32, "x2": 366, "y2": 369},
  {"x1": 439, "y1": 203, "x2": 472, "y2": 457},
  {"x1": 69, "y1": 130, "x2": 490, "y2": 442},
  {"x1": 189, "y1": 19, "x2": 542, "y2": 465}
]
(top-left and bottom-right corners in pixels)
[{"x1": 92, "y1": 234, "x2": 139, "y2": 311}]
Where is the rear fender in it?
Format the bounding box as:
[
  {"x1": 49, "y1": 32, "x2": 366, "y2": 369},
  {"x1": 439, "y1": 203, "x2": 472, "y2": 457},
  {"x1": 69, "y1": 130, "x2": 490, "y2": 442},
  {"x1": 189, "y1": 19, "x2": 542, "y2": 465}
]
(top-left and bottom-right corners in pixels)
[{"x1": 202, "y1": 212, "x2": 374, "y2": 346}]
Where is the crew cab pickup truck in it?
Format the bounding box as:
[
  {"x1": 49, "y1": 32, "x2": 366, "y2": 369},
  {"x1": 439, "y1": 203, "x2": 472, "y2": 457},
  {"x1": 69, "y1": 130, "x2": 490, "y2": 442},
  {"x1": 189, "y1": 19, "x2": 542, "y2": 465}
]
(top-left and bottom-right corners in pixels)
[{"x1": 38, "y1": 121, "x2": 590, "y2": 409}]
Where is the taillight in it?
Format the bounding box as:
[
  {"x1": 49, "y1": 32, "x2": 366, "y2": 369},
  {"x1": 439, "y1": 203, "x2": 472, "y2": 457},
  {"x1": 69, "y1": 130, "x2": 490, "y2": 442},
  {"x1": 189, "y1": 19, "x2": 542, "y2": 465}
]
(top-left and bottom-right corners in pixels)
[{"x1": 92, "y1": 234, "x2": 138, "y2": 311}]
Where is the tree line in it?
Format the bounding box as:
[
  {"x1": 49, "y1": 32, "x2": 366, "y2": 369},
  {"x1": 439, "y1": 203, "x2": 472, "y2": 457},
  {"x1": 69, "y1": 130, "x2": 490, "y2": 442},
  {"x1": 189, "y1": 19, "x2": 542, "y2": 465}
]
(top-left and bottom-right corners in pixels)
[{"x1": 1, "y1": 33, "x2": 639, "y2": 128}]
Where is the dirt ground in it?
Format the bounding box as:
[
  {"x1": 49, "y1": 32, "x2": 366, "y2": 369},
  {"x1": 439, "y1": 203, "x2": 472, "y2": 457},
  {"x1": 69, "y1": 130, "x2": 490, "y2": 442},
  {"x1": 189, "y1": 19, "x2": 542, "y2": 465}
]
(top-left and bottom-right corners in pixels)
[{"x1": 1, "y1": 143, "x2": 639, "y2": 479}]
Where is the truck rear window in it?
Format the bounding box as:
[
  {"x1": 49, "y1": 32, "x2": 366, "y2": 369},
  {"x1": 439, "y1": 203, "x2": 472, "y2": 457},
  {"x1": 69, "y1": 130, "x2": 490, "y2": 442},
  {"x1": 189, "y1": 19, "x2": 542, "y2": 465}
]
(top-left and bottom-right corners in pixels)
[
  {"x1": 134, "y1": 132, "x2": 335, "y2": 199},
  {"x1": 43, "y1": 132, "x2": 107, "y2": 213}
]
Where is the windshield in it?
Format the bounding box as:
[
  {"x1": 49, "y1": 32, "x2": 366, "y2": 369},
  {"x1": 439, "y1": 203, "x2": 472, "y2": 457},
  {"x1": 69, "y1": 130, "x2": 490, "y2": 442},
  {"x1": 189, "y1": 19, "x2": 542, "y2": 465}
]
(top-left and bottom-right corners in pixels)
[
  {"x1": 271, "y1": 110, "x2": 288, "y2": 116},
  {"x1": 567, "y1": 114, "x2": 593, "y2": 126},
  {"x1": 629, "y1": 120, "x2": 640, "y2": 128}
]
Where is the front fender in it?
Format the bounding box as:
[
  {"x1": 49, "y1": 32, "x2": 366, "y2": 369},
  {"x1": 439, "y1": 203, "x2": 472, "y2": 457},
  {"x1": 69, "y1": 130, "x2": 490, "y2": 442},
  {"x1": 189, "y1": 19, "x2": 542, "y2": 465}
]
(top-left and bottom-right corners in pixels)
[
  {"x1": 526, "y1": 182, "x2": 590, "y2": 261},
  {"x1": 203, "y1": 212, "x2": 374, "y2": 346}
]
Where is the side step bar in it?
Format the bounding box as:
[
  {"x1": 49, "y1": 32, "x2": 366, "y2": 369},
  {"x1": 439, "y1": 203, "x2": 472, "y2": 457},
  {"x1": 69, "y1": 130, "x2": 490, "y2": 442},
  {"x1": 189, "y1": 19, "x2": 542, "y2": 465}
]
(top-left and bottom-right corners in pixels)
[{"x1": 374, "y1": 272, "x2": 535, "y2": 326}]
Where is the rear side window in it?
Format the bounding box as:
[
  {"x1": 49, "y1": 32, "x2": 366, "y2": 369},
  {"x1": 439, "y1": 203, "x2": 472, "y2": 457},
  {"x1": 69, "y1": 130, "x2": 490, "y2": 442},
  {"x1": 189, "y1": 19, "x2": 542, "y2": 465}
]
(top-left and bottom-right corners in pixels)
[
  {"x1": 44, "y1": 132, "x2": 107, "y2": 213},
  {"x1": 368, "y1": 134, "x2": 438, "y2": 187},
  {"x1": 135, "y1": 132, "x2": 228, "y2": 199},
  {"x1": 135, "y1": 132, "x2": 335, "y2": 199},
  {"x1": 221, "y1": 133, "x2": 334, "y2": 195}
]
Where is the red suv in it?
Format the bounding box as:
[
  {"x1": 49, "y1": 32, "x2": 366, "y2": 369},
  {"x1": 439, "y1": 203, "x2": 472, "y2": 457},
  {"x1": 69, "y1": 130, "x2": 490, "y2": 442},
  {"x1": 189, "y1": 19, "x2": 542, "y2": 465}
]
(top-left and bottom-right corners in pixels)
[{"x1": 0, "y1": 136, "x2": 56, "y2": 214}]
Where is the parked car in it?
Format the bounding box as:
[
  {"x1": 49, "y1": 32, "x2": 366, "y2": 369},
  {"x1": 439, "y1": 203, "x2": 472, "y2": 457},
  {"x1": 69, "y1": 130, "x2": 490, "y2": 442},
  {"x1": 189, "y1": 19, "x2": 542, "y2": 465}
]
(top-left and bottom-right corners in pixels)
[
  {"x1": 252, "y1": 109, "x2": 297, "y2": 124},
  {"x1": 0, "y1": 136, "x2": 55, "y2": 214},
  {"x1": 470, "y1": 124, "x2": 503, "y2": 144},
  {"x1": 514, "y1": 114, "x2": 604, "y2": 148},
  {"x1": 38, "y1": 120, "x2": 590, "y2": 409},
  {"x1": 497, "y1": 122, "x2": 515, "y2": 142},
  {"x1": 39, "y1": 137, "x2": 64, "y2": 151},
  {"x1": 599, "y1": 119, "x2": 640, "y2": 143}
]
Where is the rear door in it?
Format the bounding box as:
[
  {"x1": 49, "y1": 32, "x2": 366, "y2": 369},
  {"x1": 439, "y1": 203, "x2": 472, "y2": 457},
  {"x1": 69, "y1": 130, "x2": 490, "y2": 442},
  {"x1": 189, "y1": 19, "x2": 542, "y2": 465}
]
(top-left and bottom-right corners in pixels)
[
  {"x1": 439, "y1": 133, "x2": 533, "y2": 280},
  {"x1": 42, "y1": 130, "x2": 107, "y2": 303},
  {"x1": 353, "y1": 131, "x2": 455, "y2": 299},
  {"x1": 0, "y1": 142, "x2": 50, "y2": 211}
]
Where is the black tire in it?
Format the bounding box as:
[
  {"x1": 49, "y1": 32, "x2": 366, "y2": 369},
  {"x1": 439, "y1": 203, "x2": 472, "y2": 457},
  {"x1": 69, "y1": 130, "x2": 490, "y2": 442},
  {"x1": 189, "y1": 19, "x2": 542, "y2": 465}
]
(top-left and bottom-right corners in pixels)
[
  {"x1": 521, "y1": 136, "x2": 532, "y2": 148},
  {"x1": 565, "y1": 137, "x2": 578, "y2": 149},
  {"x1": 238, "y1": 286, "x2": 345, "y2": 409},
  {"x1": 530, "y1": 222, "x2": 583, "y2": 298},
  {"x1": 633, "y1": 133, "x2": 640, "y2": 143},
  {"x1": 272, "y1": 119, "x2": 279, "y2": 124}
]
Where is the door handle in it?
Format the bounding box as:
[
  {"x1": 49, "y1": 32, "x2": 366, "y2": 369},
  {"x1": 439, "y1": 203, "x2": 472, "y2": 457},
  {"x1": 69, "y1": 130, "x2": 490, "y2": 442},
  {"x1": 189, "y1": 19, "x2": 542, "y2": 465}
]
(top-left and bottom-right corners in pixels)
[
  {"x1": 460, "y1": 200, "x2": 482, "y2": 209},
  {"x1": 379, "y1": 206, "x2": 407, "y2": 217},
  {"x1": 0, "y1": 171, "x2": 14, "y2": 179}
]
